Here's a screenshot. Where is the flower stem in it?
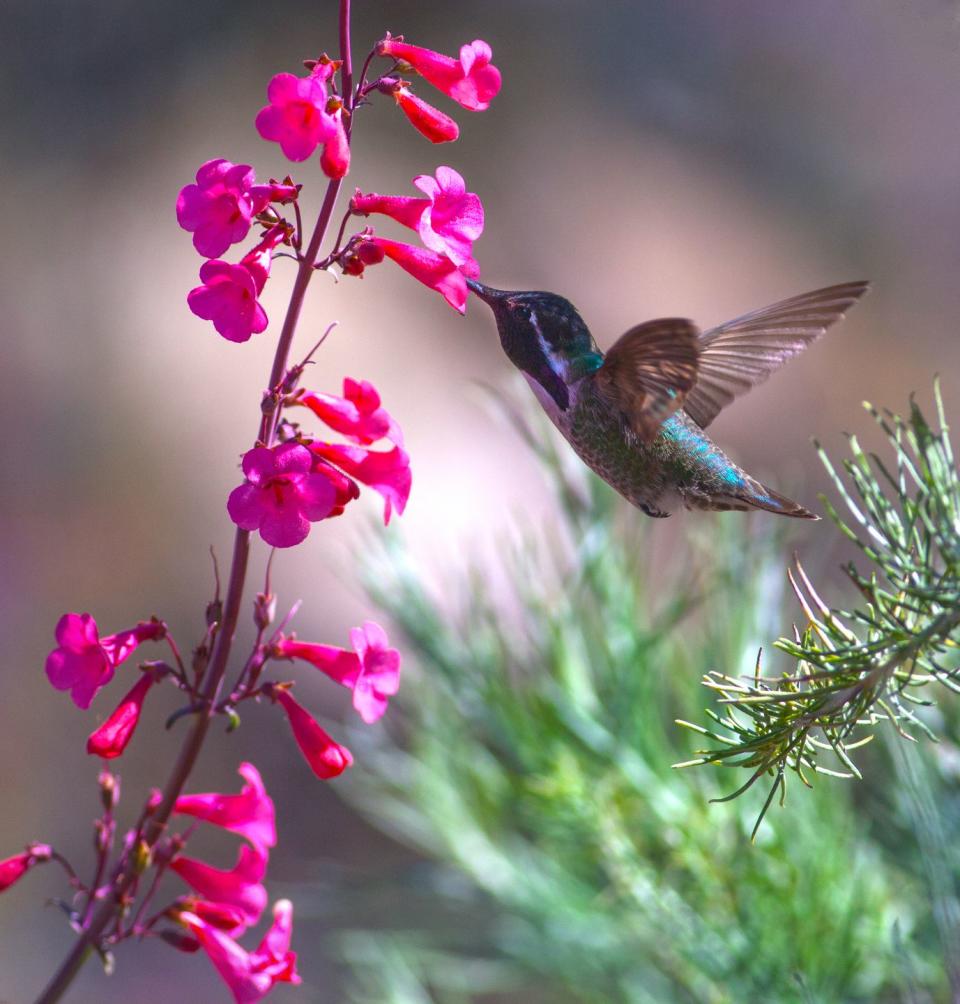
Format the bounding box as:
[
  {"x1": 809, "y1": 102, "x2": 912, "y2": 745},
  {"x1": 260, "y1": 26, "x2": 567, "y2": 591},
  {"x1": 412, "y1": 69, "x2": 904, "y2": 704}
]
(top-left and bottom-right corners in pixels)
[{"x1": 35, "y1": 4, "x2": 353, "y2": 1000}]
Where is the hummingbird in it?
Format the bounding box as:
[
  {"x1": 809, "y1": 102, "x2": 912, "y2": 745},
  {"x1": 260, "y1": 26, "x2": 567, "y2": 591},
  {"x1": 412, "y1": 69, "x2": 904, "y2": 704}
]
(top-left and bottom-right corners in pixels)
[{"x1": 466, "y1": 277, "x2": 869, "y2": 518}]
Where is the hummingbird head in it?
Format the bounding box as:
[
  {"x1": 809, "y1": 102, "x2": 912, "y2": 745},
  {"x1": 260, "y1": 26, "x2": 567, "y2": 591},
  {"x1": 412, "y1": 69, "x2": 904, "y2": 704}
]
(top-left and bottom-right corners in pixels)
[{"x1": 467, "y1": 280, "x2": 602, "y2": 411}]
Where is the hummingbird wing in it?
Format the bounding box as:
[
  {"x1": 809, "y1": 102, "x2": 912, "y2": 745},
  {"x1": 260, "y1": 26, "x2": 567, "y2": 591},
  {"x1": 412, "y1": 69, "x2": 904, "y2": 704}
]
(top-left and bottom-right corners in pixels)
[
  {"x1": 684, "y1": 281, "x2": 870, "y2": 429},
  {"x1": 594, "y1": 318, "x2": 700, "y2": 441}
]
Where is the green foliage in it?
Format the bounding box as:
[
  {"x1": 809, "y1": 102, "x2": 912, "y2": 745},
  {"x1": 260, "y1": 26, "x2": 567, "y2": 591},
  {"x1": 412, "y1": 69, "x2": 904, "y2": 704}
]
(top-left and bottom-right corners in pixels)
[
  {"x1": 679, "y1": 382, "x2": 960, "y2": 830},
  {"x1": 328, "y1": 390, "x2": 960, "y2": 1003}
]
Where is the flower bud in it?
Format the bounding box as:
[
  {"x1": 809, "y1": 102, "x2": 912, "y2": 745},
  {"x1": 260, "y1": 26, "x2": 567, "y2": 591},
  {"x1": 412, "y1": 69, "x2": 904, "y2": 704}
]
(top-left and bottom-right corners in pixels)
[
  {"x1": 253, "y1": 592, "x2": 277, "y2": 631},
  {"x1": 98, "y1": 770, "x2": 120, "y2": 813},
  {"x1": 132, "y1": 839, "x2": 152, "y2": 875}
]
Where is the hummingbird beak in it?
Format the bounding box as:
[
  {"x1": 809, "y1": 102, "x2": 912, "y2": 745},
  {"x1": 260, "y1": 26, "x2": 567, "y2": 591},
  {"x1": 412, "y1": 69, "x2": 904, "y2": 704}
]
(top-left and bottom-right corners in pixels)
[{"x1": 466, "y1": 279, "x2": 510, "y2": 306}]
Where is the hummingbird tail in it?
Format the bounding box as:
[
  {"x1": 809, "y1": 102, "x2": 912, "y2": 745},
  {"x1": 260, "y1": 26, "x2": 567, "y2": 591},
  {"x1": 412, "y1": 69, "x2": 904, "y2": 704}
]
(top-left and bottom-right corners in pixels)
[{"x1": 738, "y1": 478, "x2": 819, "y2": 520}]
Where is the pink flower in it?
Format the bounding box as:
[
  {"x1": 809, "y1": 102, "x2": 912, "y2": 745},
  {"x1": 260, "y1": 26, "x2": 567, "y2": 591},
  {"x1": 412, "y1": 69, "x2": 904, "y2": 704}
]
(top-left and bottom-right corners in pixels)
[
  {"x1": 45, "y1": 613, "x2": 165, "y2": 710},
  {"x1": 0, "y1": 844, "x2": 52, "y2": 893},
  {"x1": 352, "y1": 167, "x2": 483, "y2": 273},
  {"x1": 391, "y1": 84, "x2": 460, "y2": 143},
  {"x1": 171, "y1": 844, "x2": 268, "y2": 930},
  {"x1": 275, "y1": 621, "x2": 401, "y2": 725},
  {"x1": 176, "y1": 160, "x2": 272, "y2": 260},
  {"x1": 255, "y1": 71, "x2": 351, "y2": 178},
  {"x1": 312, "y1": 460, "x2": 361, "y2": 518},
  {"x1": 188, "y1": 260, "x2": 269, "y2": 343},
  {"x1": 369, "y1": 236, "x2": 468, "y2": 313},
  {"x1": 227, "y1": 442, "x2": 337, "y2": 548},
  {"x1": 310, "y1": 440, "x2": 412, "y2": 523},
  {"x1": 295, "y1": 378, "x2": 403, "y2": 446},
  {"x1": 379, "y1": 37, "x2": 502, "y2": 111},
  {"x1": 180, "y1": 899, "x2": 301, "y2": 1004},
  {"x1": 273, "y1": 689, "x2": 353, "y2": 780},
  {"x1": 175, "y1": 763, "x2": 277, "y2": 857},
  {"x1": 86, "y1": 671, "x2": 155, "y2": 759}
]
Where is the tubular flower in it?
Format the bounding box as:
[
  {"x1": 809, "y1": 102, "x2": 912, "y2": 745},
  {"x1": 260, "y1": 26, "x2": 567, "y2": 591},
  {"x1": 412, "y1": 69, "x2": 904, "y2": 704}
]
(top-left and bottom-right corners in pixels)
[
  {"x1": 255, "y1": 69, "x2": 351, "y2": 178},
  {"x1": 311, "y1": 460, "x2": 361, "y2": 518},
  {"x1": 378, "y1": 37, "x2": 502, "y2": 111},
  {"x1": 352, "y1": 166, "x2": 483, "y2": 273},
  {"x1": 368, "y1": 236, "x2": 468, "y2": 313},
  {"x1": 187, "y1": 260, "x2": 269, "y2": 343},
  {"x1": 0, "y1": 844, "x2": 52, "y2": 893},
  {"x1": 175, "y1": 763, "x2": 277, "y2": 857},
  {"x1": 176, "y1": 159, "x2": 271, "y2": 259},
  {"x1": 310, "y1": 440, "x2": 412, "y2": 524},
  {"x1": 179, "y1": 899, "x2": 301, "y2": 1004},
  {"x1": 171, "y1": 844, "x2": 268, "y2": 931},
  {"x1": 391, "y1": 84, "x2": 459, "y2": 143},
  {"x1": 86, "y1": 671, "x2": 156, "y2": 759},
  {"x1": 45, "y1": 613, "x2": 165, "y2": 710},
  {"x1": 273, "y1": 689, "x2": 353, "y2": 780},
  {"x1": 227, "y1": 442, "x2": 337, "y2": 548},
  {"x1": 294, "y1": 377, "x2": 403, "y2": 446},
  {"x1": 274, "y1": 621, "x2": 401, "y2": 725}
]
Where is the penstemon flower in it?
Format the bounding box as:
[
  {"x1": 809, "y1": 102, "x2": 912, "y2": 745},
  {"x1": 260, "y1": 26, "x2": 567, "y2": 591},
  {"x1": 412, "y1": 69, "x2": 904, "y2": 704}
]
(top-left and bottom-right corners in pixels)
[{"x1": 14, "y1": 4, "x2": 502, "y2": 1001}]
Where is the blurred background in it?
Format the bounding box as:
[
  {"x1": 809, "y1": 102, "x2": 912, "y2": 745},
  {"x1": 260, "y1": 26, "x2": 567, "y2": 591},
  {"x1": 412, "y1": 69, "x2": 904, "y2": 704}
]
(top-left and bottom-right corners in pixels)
[{"x1": 3, "y1": 1, "x2": 960, "y2": 1000}]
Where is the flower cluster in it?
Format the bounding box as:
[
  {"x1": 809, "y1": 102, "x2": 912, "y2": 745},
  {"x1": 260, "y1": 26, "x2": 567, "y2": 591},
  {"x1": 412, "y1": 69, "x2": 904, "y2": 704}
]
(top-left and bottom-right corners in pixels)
[
  {"x1": 228, "y1": 376, "x2": 410, "y2": 547},
  {"x1": 20, "y1": 11, "x2": 502, "y2": 1003}
]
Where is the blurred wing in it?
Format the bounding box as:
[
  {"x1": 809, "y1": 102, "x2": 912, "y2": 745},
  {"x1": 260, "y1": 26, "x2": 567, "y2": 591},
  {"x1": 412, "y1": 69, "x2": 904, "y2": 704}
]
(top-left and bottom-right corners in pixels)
[
  {"x1": 595, "y1": 318, "x2": 700, "y2": 441},
  {"x1": 684, "y1": 281, "x2": 870, "y2": 429}
]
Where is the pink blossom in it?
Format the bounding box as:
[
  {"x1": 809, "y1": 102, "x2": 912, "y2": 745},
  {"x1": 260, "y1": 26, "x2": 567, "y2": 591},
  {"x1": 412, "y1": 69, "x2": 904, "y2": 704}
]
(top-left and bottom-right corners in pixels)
[
  {"x1": 184, "y1": 898, "x2": 249, "y2": 935},
  {"x1": 176, "y1": 160, "x2": 271, "y2": 260},
  {"x1": 369, "y1": 236, "x2": 468, "y2": 313},
  {"x1": 312, "y1": 460, "x2": 361, "y2": 518},
  {"x1": 379, "y1": 37, "x2": 502, "y2": 111},
  {"x1": 227, "y1": 442, "x2": 337, "y2": 548},
  {"x1": 273, "y1": 689, "x2": 353, "y2": 780},
  {"x1": 174, "y1": 763, "x2": 277, "y2": 857},
  {"x1": 311, "y1": 440, "x2": 412, "y2": 523},
  {"x1": 86, "y1": 671, "x2": 155, "y2": 759},
  {"x1": 171, "y1": 844, "x2": 268, "y2": 930},
  {"x1": 275, "y1": 621, "x2": 400, "y2": 725},
  {"x1": 180, "y1": 899, "x2": 301, "y2": 1004},
  {"x1": 295, "y1": 378, "x2": 402, "y2": 446},
  {"x1": 255, "y1": 71, "x2": 351, "y2": 177},
  {"x1": 392, "y1": 84, "x2": 460, "y2": 143},
  {"x1": 0, "y1": 844, "x2": 52, "y2": 893},
  {"x1": 45, "y1": 613, "x2": 165, "y2": 710},
  {"x1": 352, "y1": 167, "x2": 482, "y2": 272},
  {"x1": 188, "y1": 260, "x2": 268, "y2": 343}
]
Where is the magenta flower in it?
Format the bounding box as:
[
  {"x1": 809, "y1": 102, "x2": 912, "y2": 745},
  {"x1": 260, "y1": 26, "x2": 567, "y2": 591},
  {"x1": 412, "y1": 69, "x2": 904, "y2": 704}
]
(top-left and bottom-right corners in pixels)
[
  {"x1": 227, "y1": 443, "x2": 337, "y2": 548},
  {"x1": 180, "y1": 899, "x2": 301, "y2": 1004},
  {"x1": 45, "y1": 613, "x2": 165, "y2": 710},
  {"x1": 369, "y1": 236, "x2": 468, "y2": 313},
  {"x1": 86, "y1": 671, "x2": 155, "y2": 759},
  {"x1": 171, "y1": 844, "x2": 268, "y2": 931},
  {"x1": 188, "y1": 260, "x2": 269, "y2": 343},
  {"x1": 176, "y1": 160, "x2": 272, "y2": 260},
  {"x1": 175, "y1": 763, "x2": 277, "y2": 857},
  {"x1": 312, "y1": 460, "x2": 361, "y2": 518},
  {"x1": 273, "y1": 689, "x2": 353, "y2": 780},
  {"x1": 255, "y1": 70, "x2": 351, "y2": 178},
  {"x1": 391, "y1": 84, "x2": 460, "y2": 143},
  {"x1": 352, "y1": 167, "x2": 483, "y2": 273},
  {"x1": 311, "y1": 440, "x2": 412, "y2": 524},
  {"x1": 295, "y1": 377, "x2": 402, "y2": 446},
  {"x1": 275, "y1": 621, "x2": 401, "y2": 725},
  {"x1": 0, "y1": 844, "x2": 52, "y2": 894},
  {"x1": 379, "y1": 37, "x2": 502, "y2": 111}
]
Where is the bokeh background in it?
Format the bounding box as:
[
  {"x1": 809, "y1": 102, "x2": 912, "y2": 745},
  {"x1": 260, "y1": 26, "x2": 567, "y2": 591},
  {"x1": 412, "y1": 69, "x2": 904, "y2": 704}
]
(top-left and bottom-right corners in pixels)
[{"x1": 3, "y1": 1, "x2": 960, "y2": 1000}]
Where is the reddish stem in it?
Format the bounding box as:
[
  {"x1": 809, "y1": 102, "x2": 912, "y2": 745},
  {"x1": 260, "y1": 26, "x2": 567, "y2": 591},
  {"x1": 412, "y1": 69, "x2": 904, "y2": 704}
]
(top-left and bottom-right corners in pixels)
[{"x1": 34, "y1": 3, "x2": 354, "y2": 1000}]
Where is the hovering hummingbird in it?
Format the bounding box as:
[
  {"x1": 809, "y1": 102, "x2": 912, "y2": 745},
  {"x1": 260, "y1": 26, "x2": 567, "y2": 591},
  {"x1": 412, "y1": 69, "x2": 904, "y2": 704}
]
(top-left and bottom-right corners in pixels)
[{"x1": 467, "y1": 278, "x2": 869, "y2": 518}]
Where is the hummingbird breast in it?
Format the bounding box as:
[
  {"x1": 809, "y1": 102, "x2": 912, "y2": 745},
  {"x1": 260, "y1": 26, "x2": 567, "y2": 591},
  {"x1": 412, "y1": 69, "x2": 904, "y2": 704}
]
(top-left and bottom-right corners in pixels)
[{"x1": 559, "y1": 378, "x2": 750, "y2": 516}]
